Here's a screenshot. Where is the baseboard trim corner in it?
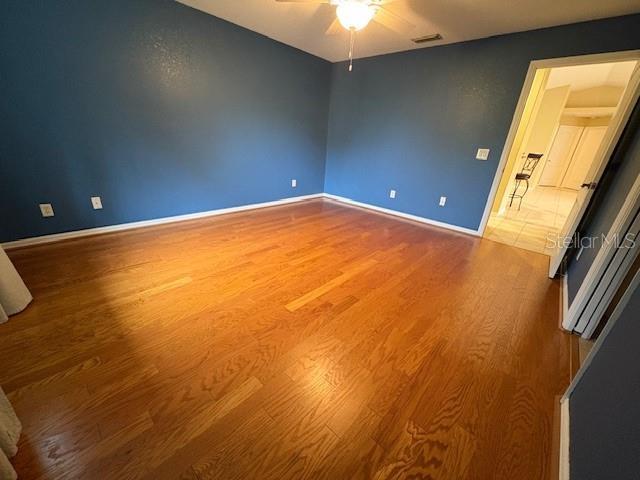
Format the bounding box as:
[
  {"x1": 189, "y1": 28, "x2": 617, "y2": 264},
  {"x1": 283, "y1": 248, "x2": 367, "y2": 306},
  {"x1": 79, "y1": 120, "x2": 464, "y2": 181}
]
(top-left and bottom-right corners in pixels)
[
  {"x1": 322, "y1": 193, "x2": 480, "y2": 236},
  {"x1": 2, "y1": 193, "x2": 323, "y2": 250},
  {"x1": 3, "y1": 193, "x2": 482, "y2": 249}
]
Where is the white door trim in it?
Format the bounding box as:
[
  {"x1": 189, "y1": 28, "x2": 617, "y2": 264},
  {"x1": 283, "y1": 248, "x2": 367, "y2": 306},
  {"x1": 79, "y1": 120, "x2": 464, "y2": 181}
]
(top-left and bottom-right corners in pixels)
[
  {"x1": 563, "y1": 269, "x2": 640, "y2": 401},
  {"x1": 577, "y1": 213, "x2": 639, "y2": 338},
  {"x1": 562, "y1": 272, "x2": 569, "y2": 324},
  {"x1": 548, "y1": 56, "x2": 640, "y2": 277},
  {"x1": 496, "y1": 69, "x2": 550, "y2": 215},
  {"x1": 478, "y1": 50, "x2": 640, "y2": 266},
  {"x1": 563, "y1": 173, "x2": 640, "y2": 332},
  {"x1": 479, "y1": 62, "x2": 539, "y2": 230}
]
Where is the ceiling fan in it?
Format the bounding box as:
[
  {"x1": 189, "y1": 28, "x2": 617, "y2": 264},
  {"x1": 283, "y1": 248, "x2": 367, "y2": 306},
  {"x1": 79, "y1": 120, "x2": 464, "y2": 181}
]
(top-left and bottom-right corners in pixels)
[{"x1": 275, "y1": 0, "x2": 414, "y2": 71}]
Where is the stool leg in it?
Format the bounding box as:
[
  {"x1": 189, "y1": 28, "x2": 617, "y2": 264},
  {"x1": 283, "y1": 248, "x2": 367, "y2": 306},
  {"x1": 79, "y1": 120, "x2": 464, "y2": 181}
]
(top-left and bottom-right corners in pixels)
[
  {"x1": 518, "y1": 179, "x2": 530, "y2": 211},
  {"x1": 509, "y1": 180, "x2": 521, "y2": 208}
]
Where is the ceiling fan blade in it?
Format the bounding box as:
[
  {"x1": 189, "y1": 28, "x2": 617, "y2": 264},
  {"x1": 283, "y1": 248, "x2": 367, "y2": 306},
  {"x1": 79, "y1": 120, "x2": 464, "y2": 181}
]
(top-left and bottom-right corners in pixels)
[
  {"x1": 373, "y1": 6, "x2": 415, "y2": 34},
  {"x1": 325, "y1": 18, "x2": 344, "y2": 36}
]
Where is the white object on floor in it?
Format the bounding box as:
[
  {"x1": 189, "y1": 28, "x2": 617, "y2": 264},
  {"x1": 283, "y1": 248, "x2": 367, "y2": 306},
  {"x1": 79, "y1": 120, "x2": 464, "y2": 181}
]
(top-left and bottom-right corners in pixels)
[
  {"x1": 0, "y1": 387, "x2": 21, "y2": 480},
  {"x1": 0, "y1": 247, "x2": 32, "y2": 323}
]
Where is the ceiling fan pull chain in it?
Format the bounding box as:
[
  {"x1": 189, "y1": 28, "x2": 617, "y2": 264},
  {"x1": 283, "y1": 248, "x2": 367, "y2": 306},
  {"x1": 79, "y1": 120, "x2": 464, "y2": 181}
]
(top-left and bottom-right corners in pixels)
[{"x1": 349, "y1": 28, "x2": 355, "y2": 72}]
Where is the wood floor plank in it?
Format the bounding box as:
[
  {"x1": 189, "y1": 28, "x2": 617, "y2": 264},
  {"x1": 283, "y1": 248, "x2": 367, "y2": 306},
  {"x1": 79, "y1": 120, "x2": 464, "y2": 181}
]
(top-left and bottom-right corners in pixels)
[
  {"x1": 285, "y1": 257, "x2": 378, "y2": 312},
  {"x1": 0, "y1": 199, "x2": 571, "y2": 479}
]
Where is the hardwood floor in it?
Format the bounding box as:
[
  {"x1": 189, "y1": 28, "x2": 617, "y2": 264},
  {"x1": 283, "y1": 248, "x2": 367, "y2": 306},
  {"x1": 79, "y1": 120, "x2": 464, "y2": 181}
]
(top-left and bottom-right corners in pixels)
[{"x1": 0, "y1": 199, "x2": 571, "y2": 479}]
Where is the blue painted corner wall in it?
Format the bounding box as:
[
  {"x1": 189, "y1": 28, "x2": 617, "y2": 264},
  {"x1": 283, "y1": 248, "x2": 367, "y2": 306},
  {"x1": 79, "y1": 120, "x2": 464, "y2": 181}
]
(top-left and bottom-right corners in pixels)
[
  {"x1": 0, "y1": 0, "x2": 331, "y2": 242},
  {"x1": 324, "y1": 15, "x2": 640, "y2": 231},
  {"x1": 569, "y1": 273, "x2": 640, "y2": 479},
  {"x1": 1, "y1": 3, "x2": 640, "y2": 243}
]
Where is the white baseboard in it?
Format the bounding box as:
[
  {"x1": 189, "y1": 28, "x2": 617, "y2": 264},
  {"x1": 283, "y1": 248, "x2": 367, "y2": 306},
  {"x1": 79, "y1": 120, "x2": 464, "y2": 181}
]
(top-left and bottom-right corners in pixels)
[
  {"x1": 1, "y1": 193, "x2": 323, "y2": 250},
  {"x1": 559, "y1": 397, "x2": 570, "y2": 480},
  {"x1": 323, "y1": 193, "x2": 480, "y2": 236},
  {"x1": 2, "y1": 192, "x2": 481, "y2": 250}
]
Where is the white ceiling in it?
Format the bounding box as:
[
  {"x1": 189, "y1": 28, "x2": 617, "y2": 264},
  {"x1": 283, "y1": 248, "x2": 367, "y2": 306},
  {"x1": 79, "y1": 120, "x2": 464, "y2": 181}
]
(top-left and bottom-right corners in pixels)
[
  {"x1": 547, "y1": 61, "x2": 638, "y2": 91},
  {"x1": 176, "y1": 0, "x2": 640, "y2": 62}
]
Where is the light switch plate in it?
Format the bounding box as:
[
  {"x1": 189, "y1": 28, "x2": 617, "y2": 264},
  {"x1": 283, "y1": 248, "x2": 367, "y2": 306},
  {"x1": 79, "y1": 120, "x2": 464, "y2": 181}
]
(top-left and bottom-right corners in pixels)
[
  {"x1": 389, "y1": 189, "x2": 396, "y2": 199},
  {"x1": 439, "y1": 196, "x2": 447, "y2": 207},
  {"x1": 291, "y1": 179, "x2": 297, "y2": 188},
  {"x1": 39, "y1": 203, "x2": 54, "y2": 217},
  {"x1": 476, "y1": 148, "x2": 490, "y2": 160},
  {"x1": 91, "y1": 196, "x2": 103, "y2": 210}
]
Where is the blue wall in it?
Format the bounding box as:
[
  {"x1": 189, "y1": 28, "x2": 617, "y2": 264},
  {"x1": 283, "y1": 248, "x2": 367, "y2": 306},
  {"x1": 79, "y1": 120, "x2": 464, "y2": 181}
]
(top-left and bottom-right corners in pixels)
[
  {"x1": 2, "y1": 4, "x2": 640, "y2": 243},
  {"x1": 569, "y1": 272, "x2": 640, "y2": 479},
  {"x1": 566, "y1": 102, "x2": 640, "y2": 304},
  {"x1": 0, "y1": 0, "x2": 331, "y2": 242},
  {"x1": 324, "y1": 15, "x2": 640, "y2": 231}
]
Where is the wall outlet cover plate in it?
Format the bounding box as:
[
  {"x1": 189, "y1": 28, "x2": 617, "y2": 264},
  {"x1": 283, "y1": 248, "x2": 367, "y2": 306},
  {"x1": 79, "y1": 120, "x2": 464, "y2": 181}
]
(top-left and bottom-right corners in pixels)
[
  {"x1": 476, "y1": 148, "x2": 490, "y2": 160},
  {"x1": 91, "y1": 196, "x2": 103, "y2": 209},
  {"x1": 39, "y1": 203, "x2": 54, "y2": 217}
]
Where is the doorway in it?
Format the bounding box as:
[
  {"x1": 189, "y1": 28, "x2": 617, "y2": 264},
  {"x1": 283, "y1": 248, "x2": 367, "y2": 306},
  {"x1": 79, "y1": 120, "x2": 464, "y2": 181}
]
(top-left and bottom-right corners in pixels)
[{"x1": 480, "y1": 52, "x2": 640, "y2": 276}]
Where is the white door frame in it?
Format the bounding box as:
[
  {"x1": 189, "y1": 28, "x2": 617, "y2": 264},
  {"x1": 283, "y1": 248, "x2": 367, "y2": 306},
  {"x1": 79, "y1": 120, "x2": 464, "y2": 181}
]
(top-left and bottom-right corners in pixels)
[
  {"x1": 478, "y1": 50, "x2": 640, "y2": 273},
  {"x1": 547, "y1": 57, "x2": 640, "y2": 278},
  {"x1": 563, "y1": 172, "x2": 640, "y2": 334},
  {"x1": 577, "y1": 212, "x2": 640, "y2": 338},
  {"x1": 559, "y1": 268, "x2": 640, "y2": 478},
  {"x1": 563, "y1": 268, "x2": 640, "y2": 401}
]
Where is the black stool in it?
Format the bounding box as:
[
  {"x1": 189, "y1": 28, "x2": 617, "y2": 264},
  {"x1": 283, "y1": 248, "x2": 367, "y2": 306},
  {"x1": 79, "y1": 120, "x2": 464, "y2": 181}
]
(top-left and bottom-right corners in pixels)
[{"x1": 508, "y1": 153, "x2": 543, "y2": 210}]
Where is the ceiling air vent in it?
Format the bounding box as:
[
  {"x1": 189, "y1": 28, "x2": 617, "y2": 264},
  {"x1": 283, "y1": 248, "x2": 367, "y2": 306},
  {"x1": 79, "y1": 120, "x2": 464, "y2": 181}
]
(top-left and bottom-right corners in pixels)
[{"x1": 412, "y1": 33, "x2": 443, "y2": 44}]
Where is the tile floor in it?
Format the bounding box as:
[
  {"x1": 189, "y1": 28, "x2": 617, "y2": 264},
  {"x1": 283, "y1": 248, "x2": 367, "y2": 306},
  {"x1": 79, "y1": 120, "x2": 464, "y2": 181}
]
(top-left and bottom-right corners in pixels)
[{"x1": 485, "y1": 186, "x2": 578, "y2": 255}]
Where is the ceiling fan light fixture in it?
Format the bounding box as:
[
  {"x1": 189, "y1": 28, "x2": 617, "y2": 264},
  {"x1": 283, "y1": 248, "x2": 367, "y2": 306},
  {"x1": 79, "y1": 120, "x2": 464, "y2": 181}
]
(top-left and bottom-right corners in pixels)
[{"x1": 336, "y1": 1, "x2": 375, "y2": 31}]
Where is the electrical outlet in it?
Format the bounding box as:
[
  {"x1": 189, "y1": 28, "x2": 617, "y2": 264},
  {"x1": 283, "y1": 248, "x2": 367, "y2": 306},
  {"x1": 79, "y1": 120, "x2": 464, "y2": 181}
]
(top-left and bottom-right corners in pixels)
[
  {"x1": 91, "y1": 196, "x2": 103, "y2": 210},
  {"x1": 291, "y1": 179, "x2": 297, "y2": 188},
  {"x1": 476, "y1": 148, "x2": 490, "y2": 161},
  {"x1": 389, "y1": 189, "x2": 396, "y2": 199},
  {"x1": 39, "y1": 203, "x2": 54, "y2": 217},
  {"x1": 439, "y1": 196, "x2": 447, "y2": 207}
]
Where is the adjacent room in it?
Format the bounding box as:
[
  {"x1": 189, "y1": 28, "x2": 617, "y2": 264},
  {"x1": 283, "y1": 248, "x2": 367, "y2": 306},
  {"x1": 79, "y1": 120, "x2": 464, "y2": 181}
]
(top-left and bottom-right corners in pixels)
[
  {"x1": 1, "y1": 1, "x2": 640, "y2": 479},
  {"x1": 485, "y1": 60, "x2": 638, "y2": 255}
]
